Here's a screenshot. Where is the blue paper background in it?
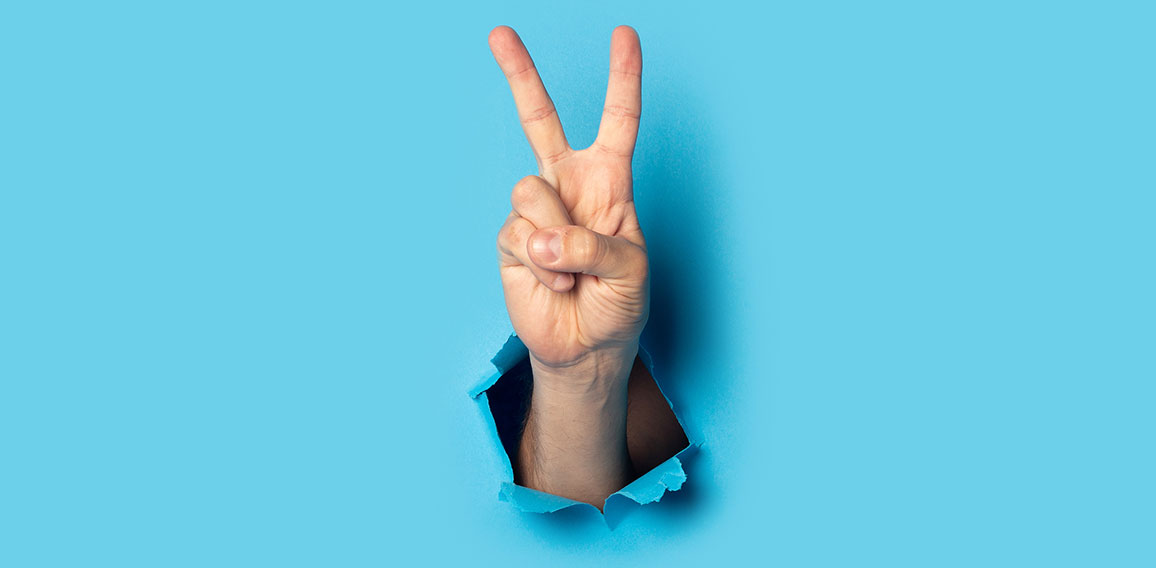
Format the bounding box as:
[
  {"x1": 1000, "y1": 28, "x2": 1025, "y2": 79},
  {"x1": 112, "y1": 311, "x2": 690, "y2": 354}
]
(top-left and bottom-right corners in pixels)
[{"x1": 2, "y1": 1, "x2": 1153, "y2": 566}]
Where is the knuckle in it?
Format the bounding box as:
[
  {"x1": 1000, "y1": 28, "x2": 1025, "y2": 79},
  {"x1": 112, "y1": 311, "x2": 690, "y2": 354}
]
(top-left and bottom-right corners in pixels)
[
  {"x1": 510, "y1": 176, "x2": 542, "y2": 209},
  {"x1": 520, "y1": 105, "x2": 557, "y2": 125},
  {"x1": 566, "y1": 228, "x2": 600, "y2": 266},
  {"x1": 497, "y1": 218, "x2": 520, "y2": 248},
  {"x1": 511, "y1": 219, "x2": 533, "y2": 244},
  {"x1": 496, "y1": 223, "x2": 511, "y2": 248},
  {"x1": 627, "y1": 246, "x2": 649, "y2": 279},
  {"x1": 592, "y1": 234, "x2": 610, "y2": 268}
]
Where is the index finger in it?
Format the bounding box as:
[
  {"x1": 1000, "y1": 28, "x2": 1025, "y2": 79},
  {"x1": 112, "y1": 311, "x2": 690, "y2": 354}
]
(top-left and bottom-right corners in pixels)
[{"x1": 489, "y1": 26, "x2": 571, "y2": 167}]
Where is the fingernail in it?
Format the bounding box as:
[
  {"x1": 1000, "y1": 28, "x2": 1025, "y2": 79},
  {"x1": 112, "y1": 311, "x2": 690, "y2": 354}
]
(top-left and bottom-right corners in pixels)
[
  {"x1": 531, "y1": 232, "x2": 561, "y2": 263},
  {"x1": 551, "y1": 273, "x2": 573, "y2": 290}
]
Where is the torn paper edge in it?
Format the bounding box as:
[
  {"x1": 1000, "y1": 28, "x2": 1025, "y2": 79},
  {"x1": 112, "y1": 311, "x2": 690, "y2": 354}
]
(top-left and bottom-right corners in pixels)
[{"x1": 469, "y1": 334, "x2": 702, "y2": 521}]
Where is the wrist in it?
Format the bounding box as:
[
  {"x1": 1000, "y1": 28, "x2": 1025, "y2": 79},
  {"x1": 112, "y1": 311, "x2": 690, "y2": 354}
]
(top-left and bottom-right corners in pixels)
[{"x1": 528, "y1": 344, "x2": 638, "y2": 400}]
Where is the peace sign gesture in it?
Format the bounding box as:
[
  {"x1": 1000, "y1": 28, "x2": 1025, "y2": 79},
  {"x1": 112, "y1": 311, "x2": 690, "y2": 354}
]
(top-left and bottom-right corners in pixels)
[{"x1": 492, "y1": 26, "x2": 649, "y2": 375}]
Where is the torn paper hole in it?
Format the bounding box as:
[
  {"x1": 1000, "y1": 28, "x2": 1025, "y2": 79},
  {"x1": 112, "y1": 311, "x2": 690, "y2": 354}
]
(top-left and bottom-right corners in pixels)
[{"x1": 469, "y1": 334, "x2": 701, "y2": 526}]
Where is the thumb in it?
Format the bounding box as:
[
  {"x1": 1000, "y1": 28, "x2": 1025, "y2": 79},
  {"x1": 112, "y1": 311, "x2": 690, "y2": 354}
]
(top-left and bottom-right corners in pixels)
[{"x1": 527, "y1": 225, "x2": 647, "y2": 281}]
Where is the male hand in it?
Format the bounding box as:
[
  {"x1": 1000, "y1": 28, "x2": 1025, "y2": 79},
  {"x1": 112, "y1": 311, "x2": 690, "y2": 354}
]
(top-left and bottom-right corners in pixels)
[
  {"x1": 491, "y1": 25, "x2": 648, "y2": 378},
  {"x1": 489, "y1": 25, "x2": 648, "y2": 506}
]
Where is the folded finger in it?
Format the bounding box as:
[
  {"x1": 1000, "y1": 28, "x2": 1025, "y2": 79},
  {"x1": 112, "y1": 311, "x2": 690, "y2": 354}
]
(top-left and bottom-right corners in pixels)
[
  {"x1": 497, "y1": 214, "x2": 575, "y2": 292},
  {"x1": 510, "y1": 175, "x2": 572, "y2": 230}
]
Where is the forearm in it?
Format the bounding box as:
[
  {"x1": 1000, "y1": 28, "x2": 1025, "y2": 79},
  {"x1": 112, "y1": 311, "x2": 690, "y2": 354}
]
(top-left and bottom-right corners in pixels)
[{"x1": 517, "y1": 346, "x2": 636, "y2": 508}]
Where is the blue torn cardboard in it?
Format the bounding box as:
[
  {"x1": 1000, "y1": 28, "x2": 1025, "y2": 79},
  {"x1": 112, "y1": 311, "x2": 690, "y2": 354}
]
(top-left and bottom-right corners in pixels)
[{"x1": 469, "y1": 334, "x2": 701, "y2": 525}]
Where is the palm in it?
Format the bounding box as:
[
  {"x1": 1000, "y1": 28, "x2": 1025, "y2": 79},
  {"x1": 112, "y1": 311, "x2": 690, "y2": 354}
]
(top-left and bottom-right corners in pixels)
[{"x1": 490, "y1": 27, "x2": 648, "y2": 367}]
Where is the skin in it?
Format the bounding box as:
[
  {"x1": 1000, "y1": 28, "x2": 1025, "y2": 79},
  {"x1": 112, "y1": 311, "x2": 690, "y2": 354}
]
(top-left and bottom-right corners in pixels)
[{"x1": 490, "y1": 25, "x2": 649, "y2": 508}]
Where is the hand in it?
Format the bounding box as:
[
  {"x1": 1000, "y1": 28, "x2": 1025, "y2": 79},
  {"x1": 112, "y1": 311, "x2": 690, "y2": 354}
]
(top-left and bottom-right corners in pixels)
[
  {"x1": 491, "y1": 25, "x2": 649, "y2": 377},
  {"x1": 489, "y1": 25, "x2": 649, "y2": 506}
]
